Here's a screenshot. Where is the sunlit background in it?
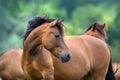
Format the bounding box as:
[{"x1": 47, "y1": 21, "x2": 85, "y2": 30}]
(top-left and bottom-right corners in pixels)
[{"x1": 0, "y1": 0, "x2": 120, "y2": 62}]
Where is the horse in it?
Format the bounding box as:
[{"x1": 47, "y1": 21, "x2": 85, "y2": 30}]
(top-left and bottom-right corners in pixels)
[
  {"x1": 84, "y1": 22, "x2": 115, "y2": 80},
  {"x1": 0, "y1": 48, "x2": 26, "y2": 80},
  {"x1": 22, "y1": 16, "x2": 71, "y2": 80},
  {"x1": 22, "y1": 15, "x2": 114, "y2": 80},
  {"x1": 84, "y1": 22, "x2": 106, "y2": 41},
  {"x1": 112, "y1": 63, "x2": 120, "y2": 80}
]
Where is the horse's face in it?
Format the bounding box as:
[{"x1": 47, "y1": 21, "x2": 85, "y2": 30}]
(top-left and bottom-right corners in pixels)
[{"x1": 40, "y1": 20, "x2": 71, "y2": 63}]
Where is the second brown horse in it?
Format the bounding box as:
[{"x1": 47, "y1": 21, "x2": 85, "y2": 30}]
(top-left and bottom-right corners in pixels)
[{"x1": 84, "y1": 22, "x2": 115, "y2": 80}]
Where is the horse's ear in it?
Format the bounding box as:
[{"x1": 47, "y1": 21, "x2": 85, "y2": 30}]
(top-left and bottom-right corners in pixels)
[
  {"x1": 102, "y1": 23, "x2": 106, "y2": 29},
  {"x1": 92, "y1": 22, "x2": 97, "y2": 31},
  {"x1": 50, "y1": 20, "x2": 58, "y2": 27}
]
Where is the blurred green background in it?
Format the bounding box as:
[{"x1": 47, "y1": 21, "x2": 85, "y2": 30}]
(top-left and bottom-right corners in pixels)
[{"x1": 0, "y1": 0, "x2": 120, "y2": 62}]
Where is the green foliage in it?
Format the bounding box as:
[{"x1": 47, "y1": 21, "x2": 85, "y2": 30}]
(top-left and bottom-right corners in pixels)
[
  {"x1": 71, "y1": 4, "x2": 103, "y2": 33},
  {"x1": 0, "y1": 0, "x2": 120, "y2": 62},
  {"x1": 111, "y1": 41, "x2": 120, "y2": 62}
]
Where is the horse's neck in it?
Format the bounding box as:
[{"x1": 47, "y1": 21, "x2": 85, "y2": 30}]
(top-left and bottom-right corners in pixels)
[
  {"x1": 31, "y1": 45, "x2": 52, "y2": 60},
  {"x1": 24, "y1": 27, "x2": 43, "y2": 45},
  {"x1": 24, "y1": 37, "x2": 50, "y2": 57},
  {"x1": 23, "y1": 28, "x2": 43, "y2": 52},
  {"x1": 98, "y1": 34, "x2": 106, "y2": 41},
  {"x1": 24, "y1": 34, "x2": 38, "y2": 45},
  {"x1": 24, "y1": 36, "x2": 42, "y2": 56}
]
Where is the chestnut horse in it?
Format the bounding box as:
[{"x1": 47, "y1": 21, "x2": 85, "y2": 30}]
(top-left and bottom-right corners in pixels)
[
  {"x1": 22, "y1": 16, "x2": 114, "y2": 80},
  {"x1": 22, "y1": 16, "x2": 71, "y2": 80},
  {"x1": 84, "y1": 22, "x2": 115, "y2": 80},
  {"x1": 0, "y1": 48, "x2": 26, "y2": 80}
]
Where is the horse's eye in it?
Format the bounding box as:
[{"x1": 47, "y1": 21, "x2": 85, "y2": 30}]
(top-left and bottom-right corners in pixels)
[{"x1": 55, "y1": 34, "x2": 60, "y2": 39}]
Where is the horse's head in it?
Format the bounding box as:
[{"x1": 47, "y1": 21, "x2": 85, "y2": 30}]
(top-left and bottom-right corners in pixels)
[
  {"x1": 23, "y1": 15, "x2": 71, "y2": 63},
  {"x1": 39, "y1": 19, "x2": 71, "y2": 62},
  {"x1": 84, "y1": 22, "x2": 107, "y2": 41}
]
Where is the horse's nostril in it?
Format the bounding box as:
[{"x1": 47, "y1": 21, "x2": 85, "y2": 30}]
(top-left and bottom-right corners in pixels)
[{"x1": 67, "y1": 54, "x2": 70, "y2": 59}]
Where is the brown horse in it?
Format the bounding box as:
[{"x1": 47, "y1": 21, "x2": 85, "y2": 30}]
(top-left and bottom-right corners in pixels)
[
  {"x1": 112, "y1": 63, "x2": 120, "y2": 80},
  {"x1": 84, "y1": 22, "x2": 107, "y2": 41},
  {"x1": 0, "y1": 48, "x2": 26, "y2": 80},
  {"x1": 84, "y1": 22, "x2": 115, "y2": 80},
  {"x1": 22, "y1": 16, "x2": 114, "y2": 80},
  {"x1": 22, "y1": 16, "x2": 71, "y2": 80}
]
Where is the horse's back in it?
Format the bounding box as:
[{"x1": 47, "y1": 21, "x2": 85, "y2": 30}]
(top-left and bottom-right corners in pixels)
[
  {"x1": 0, "y1": 48, "x2": 22, "y2": 58},
  {"x1": 0, "y1": 48, "x2": 22, "y2": 70},
  {"x1": 0, "y1": 48, "x2": 26, "y2": 80},
  {"x1": 65, "y1": 35, "x2": 110, "y2": 61},
  {"x1": 0, "y1": 48, "x2": 22, "y2": 68}
]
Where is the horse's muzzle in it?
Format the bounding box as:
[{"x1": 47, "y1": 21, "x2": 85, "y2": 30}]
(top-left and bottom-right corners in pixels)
[{"x1": 59, "y1": 52, "x2": 71, "y2": 63}]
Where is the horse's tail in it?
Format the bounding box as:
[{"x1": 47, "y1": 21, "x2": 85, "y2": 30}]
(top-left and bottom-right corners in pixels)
[{"x1": 105, "y1": 58, "x2": 115, "y2": 80}]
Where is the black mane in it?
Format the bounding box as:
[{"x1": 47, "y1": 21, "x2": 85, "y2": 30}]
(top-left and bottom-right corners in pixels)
[
  {"x1": 85, "y1": 25, "x2": 92, "y2": 32},
  {"x1": 94, "y1": 23, "x2": 104, "y2": 35},
  {"x1": 85, "y1": 23, "x2": 104, "y2": 35},
  {"x1": 23, "y1": 15, "x2": 55, "y2": 40}
]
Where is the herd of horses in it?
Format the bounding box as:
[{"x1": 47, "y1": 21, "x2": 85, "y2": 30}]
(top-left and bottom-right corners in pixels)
[{"x1": 0, "y1": 15, "x2": 119, "y2": 80}]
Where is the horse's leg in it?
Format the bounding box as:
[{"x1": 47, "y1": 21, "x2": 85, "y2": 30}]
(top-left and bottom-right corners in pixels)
[
  {"x1": 40, "y1": 68, "x2": 54, "y2": 80},
  {"x1": 33, "y1": 60, "x2": 54, "y2": 80},
  {"x1": 92, "y1": 70, "x2": 106, "y2": 80},
  {"x1": 93, "y1": 74, "x2": 105, "y2": 80}
]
